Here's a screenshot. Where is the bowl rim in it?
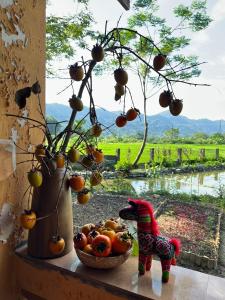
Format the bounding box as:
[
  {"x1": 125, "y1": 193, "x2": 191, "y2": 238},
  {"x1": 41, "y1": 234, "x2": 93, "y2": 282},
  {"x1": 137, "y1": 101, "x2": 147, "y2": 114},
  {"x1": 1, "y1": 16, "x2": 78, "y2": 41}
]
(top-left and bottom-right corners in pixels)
[{"x1": 75, "y1": 246, "x2": 132, "y2": 259}]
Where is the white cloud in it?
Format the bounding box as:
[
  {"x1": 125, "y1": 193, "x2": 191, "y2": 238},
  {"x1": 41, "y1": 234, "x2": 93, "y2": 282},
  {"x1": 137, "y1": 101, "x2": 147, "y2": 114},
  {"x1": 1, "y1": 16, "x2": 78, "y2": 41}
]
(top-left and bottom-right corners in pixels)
[{"x1": 211, "y1": 0, "x2": 225, "y2": 22}]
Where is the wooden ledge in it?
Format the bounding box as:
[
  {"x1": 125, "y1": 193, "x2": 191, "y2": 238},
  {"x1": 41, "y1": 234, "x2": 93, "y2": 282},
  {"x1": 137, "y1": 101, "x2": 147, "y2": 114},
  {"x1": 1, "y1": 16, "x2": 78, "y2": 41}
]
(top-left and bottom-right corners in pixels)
[{"x1": 15, "y1": 245, "x2": 225, "y2": 300}]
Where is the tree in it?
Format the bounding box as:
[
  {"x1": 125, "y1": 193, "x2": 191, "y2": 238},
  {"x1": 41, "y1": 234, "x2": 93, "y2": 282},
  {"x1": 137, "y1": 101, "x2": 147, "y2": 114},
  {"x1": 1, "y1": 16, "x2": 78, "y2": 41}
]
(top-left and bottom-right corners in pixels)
[
  {"x1": 122, "y1": 0, "x2": 212, "y2": 166},
  {"x1": 46, "y1": 0, "x2": 95, "y2": 73},
  {"x1": 46, "y1": 0, "x2": 212, "y2": 166},
  {"x1": 163, "y1": 128, "x2": 180, "y2": 142}
]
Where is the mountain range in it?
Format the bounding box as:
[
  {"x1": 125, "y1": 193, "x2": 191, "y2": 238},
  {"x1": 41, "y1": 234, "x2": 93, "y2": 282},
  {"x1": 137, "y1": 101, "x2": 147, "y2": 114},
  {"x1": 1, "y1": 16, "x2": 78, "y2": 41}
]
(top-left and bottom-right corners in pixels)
[{"x1": 46, "y1": 103, "x2": 225, "y2": 137}]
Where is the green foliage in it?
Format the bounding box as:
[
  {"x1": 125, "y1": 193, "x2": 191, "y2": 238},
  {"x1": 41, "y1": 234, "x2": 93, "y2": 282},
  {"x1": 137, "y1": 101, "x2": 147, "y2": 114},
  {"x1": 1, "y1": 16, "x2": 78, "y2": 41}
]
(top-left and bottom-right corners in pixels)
[
  {"x1": 115, "y1": 161, "x2": 133, "y2": 174},
  {"x1": 174, "y1": 1, "x2": 212, "y2": 31},
  {"x1": 163, "y1": 128, "x2": 180, "y2": 141},
  {"x1": 46, "y1": 12, "x2": 94, "y2": 61}
]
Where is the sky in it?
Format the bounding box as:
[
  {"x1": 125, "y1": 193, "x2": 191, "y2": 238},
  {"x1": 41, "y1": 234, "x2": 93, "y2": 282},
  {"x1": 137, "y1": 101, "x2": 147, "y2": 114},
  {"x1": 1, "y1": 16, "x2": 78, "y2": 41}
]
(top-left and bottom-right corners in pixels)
[{"x1": 46, "y1": 0, "x2": 225, "y2": 121}]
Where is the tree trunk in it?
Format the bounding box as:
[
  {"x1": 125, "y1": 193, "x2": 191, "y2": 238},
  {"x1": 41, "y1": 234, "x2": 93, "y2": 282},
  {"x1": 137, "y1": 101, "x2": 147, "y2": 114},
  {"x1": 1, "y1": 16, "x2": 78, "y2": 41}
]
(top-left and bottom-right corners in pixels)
[{"x1": 132, "y1": 96, "x2": 148, "y2": 167}]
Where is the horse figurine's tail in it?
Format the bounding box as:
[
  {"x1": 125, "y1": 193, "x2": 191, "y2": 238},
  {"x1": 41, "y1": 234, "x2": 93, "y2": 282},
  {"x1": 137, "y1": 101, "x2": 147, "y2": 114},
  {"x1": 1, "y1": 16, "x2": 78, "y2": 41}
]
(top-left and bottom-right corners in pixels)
[{"x1": 169, "y1": 238, "x2": 181, "y2": 266}]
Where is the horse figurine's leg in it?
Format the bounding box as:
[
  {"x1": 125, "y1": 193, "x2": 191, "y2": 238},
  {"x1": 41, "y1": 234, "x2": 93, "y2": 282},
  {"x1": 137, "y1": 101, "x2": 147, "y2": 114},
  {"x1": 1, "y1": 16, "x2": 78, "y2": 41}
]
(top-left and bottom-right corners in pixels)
[
  {"x1": 139, "y1": 253, "x2": 153, "y2": 274},
  {"x1": 146, "y1": 255, "x2": 153, "y2": 271},
  {"x1": 160, "y1": 259, "x2": 172, "y2": 283}
]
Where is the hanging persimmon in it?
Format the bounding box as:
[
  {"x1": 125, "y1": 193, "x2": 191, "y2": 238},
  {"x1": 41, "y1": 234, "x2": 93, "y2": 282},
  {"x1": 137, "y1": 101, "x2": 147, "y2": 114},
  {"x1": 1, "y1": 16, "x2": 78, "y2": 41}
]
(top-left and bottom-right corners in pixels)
[
  {"x1": 91, "y1": 44, "x2": 104, "y2": 62},
  {"x1": 77, "y1": 189, "x2": 91, "y2": 204},
  {"x1": 126, "y1": 108, "x2": 139, "y2": 121},
  {"x1": 34, "y1": 144, "x2": 45, "y2": 162},
  {"x1": 159, "y1": 90, "x2": 173, "y2": 107},
  {"x1": 69, "y1": 63, "x2": 84, "y2": 81},
  {"x1": 153, "y1": 54, "x2": 166, "y2": 71},
  {"x1": 55, "y1": 153, "x2": 65, "y2": 168},
  {"x1": 81, "y1": 155, "x2": 94, "y2": 168},
  {"x1": 69, "y1": 95, "x2": 83, "y2": 111},
  {"x1": 92, "y1": 149, "x2": 104, "y2": 164},
  {"x1": 69, "y1": 174, "x2": 85, "y2": 192},
  {"x1": 114, "y1": 68, "x2": 128, "y2": 86},
  {"x1": 114, "y1": 84, "x2": 125, "y2": 96},
  {"x1": 90, "y1": 171, "x2": 103, "y2": 186},
  {"x1": 28, "y1": 169, "x2": 43, "y2": 187},
  {"x1": 91, "y1": 123, "x2": 102, "y2": 137},
  {"x1": 49, "y1": 236, "x2": 65, "y2": 255},
  {"x1": 169, "y1": 99, "x2": 183, "y2": 116},
  {"x1": 20, "y1": 210, "x2": 36, "y2": 230},
  {"x1": 68, "y1": 147, "x2": 80, "y2": 163},
  {"x1": 115, "y1": 114, "x2": 127, "y2": 127}
]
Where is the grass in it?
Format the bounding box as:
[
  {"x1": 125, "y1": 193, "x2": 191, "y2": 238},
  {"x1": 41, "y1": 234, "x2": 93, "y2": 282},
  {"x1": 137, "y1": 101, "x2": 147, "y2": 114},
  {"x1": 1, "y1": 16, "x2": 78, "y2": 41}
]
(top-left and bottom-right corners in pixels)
[{"x1": 98, "y1": 142, "x2": 225, "y2": 165}]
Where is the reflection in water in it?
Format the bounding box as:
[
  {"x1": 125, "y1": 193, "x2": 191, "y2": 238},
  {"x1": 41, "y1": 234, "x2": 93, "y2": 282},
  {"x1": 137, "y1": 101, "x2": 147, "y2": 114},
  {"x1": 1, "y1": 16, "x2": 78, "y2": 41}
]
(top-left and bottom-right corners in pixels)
[{"x1": 129, "y1": 170, "x2": 225, "y2": 196}]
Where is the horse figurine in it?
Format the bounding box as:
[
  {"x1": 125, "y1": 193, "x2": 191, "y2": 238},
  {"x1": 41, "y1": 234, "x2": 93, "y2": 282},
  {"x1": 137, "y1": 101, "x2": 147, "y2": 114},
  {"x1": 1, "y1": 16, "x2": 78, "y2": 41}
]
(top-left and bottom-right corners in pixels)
[{"x1": 119, "y1": 199, "x2": 180, "y2": 283}]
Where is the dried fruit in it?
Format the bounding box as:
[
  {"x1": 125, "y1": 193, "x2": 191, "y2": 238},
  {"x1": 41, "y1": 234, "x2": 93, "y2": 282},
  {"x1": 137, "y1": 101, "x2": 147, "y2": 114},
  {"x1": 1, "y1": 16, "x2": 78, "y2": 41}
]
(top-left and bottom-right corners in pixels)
[
  {"x1": 159, "y1": 90, "x2": 173, "y2": 108},
  {"x1": 55, "y1": 153, "x2": 65, "y2": 168},
  {"x1": 68, "y1": 147, "x2": 80, "y2": 163},
  {"x1": 169, "y1": 99, "x2": 183, "y2": 116},
  {"x1": 69, "y1": 95, "x2": 83, "y2": 111},
  {"x1": 114, "y1": 68, "x2": 128, "y2": 86},
  {"x1": 81, "y1": 155, "x2": 94, "y2": 168},
  {"x1": 115, "y1": 114, "x2": 127, "y2": 127},
  {"x1": 126, "y1": 108, "x2": 139, "y2": 121},
  {"x1": 28, "y1": 169, "x2": 43, "y2": 187},
  {"x1": 91, "y1": 44, "x2": 104, "y2": 62},
  {"x1": 91, "y1": 123, "x2": 102, "y2": 137},
  {"x1": 69, "y1": 174, "x2": 85, "y2": 192},
  {"x1": 92, "y1": 149, "x2": 104, "y2": 164},
  {"x1": 77, "y1": 189, "x2": 91, "y2": 204},
  {"x1": 34, "y1": 144, "x2": 45, "y2": 162},
  {"x1": 49, "y1": 236, "x2": 65, "y2": 255},
  {"x1": 114, "y1": 84, "x2": 125, "y2": 96},
  {"x1": 69, "y1": 63, "x2": 84, "y2": 81},
  {"x1": 20, "y1": 210, "x2": 36, "y2": 229},
  {"x1": 15, "y1": 87, "x2": 31, "y2": 109},
  {"x1": 90, "y1": 171, "x2": 103, "y2": 186},
  {"x1": 31, "y1": 81, "x2": 41, "y2": 94},
  {"x1": 153, "y1": 54, "x2": 166, "y2": 71}
]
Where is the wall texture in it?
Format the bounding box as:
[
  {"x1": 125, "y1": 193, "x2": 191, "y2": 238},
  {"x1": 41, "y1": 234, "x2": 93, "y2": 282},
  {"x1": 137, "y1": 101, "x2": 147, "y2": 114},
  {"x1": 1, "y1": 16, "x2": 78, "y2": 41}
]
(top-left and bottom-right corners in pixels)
[
  {"x1": 15, "y1": 256, "x2": 131, "y2": 300},
  {"x1": 0, "y1": 1, "x2": 46, "y2": 299}
]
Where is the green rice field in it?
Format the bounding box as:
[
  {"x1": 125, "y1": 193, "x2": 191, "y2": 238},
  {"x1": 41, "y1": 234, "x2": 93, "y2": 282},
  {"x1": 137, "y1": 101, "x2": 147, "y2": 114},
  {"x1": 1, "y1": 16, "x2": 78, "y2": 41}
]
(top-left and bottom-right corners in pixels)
[{"x1": 97, "y1": 143, "x2": 225, "y2": 164}]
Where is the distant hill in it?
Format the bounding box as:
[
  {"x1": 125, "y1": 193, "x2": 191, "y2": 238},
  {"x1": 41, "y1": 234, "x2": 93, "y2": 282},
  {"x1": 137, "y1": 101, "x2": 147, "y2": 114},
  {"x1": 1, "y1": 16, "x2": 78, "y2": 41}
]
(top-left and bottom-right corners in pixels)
[{"x1": 46, "y1": 103, "x2": 225, "y2": 137}]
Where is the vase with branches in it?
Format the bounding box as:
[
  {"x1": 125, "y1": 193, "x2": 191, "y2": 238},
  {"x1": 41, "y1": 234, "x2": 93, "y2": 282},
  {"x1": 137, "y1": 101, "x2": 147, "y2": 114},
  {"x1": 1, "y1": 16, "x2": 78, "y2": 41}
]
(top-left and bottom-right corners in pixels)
[{"x1": 7, "y1": 24, "x2": 208, "y2": 258}]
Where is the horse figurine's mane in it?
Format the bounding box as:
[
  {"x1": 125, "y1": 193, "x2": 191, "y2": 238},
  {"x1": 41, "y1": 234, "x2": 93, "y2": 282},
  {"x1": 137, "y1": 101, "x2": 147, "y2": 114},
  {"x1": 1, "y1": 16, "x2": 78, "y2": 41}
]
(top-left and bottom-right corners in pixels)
[{"x1": 128, "y1": 198, "x2": 160, "y2": 236}]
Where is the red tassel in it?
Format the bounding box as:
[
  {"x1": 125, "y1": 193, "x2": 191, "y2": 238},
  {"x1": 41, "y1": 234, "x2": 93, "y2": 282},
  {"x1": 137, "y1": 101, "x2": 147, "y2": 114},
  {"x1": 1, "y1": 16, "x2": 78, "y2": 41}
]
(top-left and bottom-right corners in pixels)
[{"x1": 171, "y1": 257, "x2": 176, "y2": 265}]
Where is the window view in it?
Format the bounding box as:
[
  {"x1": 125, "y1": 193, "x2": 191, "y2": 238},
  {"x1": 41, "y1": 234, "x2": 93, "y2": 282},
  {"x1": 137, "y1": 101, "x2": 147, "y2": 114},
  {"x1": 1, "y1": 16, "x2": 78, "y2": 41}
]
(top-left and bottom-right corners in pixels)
[
  {"x1": 44, "y1": 0, "x2": 225, "y2": 278},
  {"x1": 1, "y1": 1, "x2": 225, "y2": 299}
]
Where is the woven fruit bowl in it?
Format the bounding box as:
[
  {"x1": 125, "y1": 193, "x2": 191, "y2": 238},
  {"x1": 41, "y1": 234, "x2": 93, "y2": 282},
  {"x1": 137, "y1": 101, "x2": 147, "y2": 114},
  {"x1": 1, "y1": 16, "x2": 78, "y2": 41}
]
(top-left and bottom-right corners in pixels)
[{"x1": 76, "y1": 247, "x2": 132, "y2": 269}]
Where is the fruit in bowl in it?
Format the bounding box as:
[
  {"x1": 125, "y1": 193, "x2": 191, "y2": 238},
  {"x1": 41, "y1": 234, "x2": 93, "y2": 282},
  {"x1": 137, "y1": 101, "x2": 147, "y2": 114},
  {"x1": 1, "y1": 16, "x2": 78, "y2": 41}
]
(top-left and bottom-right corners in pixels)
[{"x1": 74, "y1": 219, "x2": 132, "y2": 269}]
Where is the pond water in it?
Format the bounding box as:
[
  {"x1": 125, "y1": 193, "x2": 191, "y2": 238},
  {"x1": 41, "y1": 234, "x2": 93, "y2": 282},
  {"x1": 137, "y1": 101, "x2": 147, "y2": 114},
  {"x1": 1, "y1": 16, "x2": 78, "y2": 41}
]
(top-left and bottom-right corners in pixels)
[{"x1": 128, "y1": 170, "x2": 225, "y2": 196}]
